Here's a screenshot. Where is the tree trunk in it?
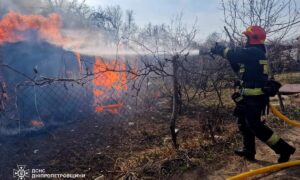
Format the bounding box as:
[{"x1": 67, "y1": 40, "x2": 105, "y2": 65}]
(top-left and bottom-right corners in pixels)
[
  {"x1": 297, "y1": 37, "x2": 300, "y2": 62},
  {"x1": 170, "y1": 55, "x2": 179, "y2": 149},
  {"x1": 212, "y1": 82, "x2": 224, "y2": 108}
]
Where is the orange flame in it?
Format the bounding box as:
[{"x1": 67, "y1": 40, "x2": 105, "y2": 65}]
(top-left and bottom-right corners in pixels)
[
  {"x1": 31, "y1": 120, "x2": 44, "y2": 127},
  {"x1": 0, "y1": 11, "x2": 65, "y2": 45},
  {"x1": 95, "y1": 103, "x2": 124, "y2": 113},
  {"x1": 93, "y1": 57, "x2": 128, "y2": 91},
  {"x1": 75, "y1": 52, "x2": 83, "y2": 73},
  {"x1": 0, "y1": 11, "x2": 84, "y2": 75},
  {"x1": 93, "y1": 57, "x2": 127, "y2": 113},
  {"x1": 0, "y1": 11, "x2": 130, "y2": 114}
]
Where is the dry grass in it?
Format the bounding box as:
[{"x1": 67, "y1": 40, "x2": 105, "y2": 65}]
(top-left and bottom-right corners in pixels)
[
  {"x1": 3, "y1": 72, "x2": 299, "y2": 179},
  {"x1": 275, "y1": 72, "x2": 300, "y2": 84}
]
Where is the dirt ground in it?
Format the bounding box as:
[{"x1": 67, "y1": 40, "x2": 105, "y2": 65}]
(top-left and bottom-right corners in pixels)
[
  {"x1": 175, "y1": 94, "x2": 300, "y2": 180},
  {"x1": 176, "y1": 127, "x2": 300, "y2": 180},
  {"x1": 0, "y1": 107, "x2": 238, "y2": 180},
  {"x1": 0, "y1": 95, "x2": 299, "y2": 180}
]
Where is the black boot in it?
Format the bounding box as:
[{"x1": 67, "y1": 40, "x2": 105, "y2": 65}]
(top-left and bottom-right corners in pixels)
[
  {"x1": 271, "y1": 139, "x2": 296, "y2": 163},
  {"x1": 234, "y1": 149, "x2": 255, "y2": 161}
]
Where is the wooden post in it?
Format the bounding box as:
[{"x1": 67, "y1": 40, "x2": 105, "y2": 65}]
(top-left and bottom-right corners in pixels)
[
  {"x1": 277, "y1": 93, "x2": 285, "y2": 112},
  {"x1": 170, "y1": 54, "x2": 179, "y2": 149},
  {"x1": 297, "y1": 37, "x2": 300, "y2": 62}
]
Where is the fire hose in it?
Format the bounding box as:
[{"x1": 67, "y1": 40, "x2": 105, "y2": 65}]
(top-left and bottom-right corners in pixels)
[
  {"x1": 269, "y1": 104, "x2": 300, "y2": 127},
  {"x1": 227, "y1": 104, "x2": 300, "y2": 180},
  {"x1": 226, "y1": 160, "x2": 300, "y2": 180}
]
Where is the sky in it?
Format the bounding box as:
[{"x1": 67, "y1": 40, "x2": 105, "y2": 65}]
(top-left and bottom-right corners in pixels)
[{"x1": 85, "y1": 0, "x2": 224, "y2": 41}]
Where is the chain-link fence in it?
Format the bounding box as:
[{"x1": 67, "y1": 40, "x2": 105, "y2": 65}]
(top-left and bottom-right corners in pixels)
[{"x1": 0, "y1": 41, "x2": 133, "y2": 135}]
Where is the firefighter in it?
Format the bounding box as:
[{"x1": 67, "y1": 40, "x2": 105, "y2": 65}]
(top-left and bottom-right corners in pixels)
[{"x1": 210, "y1": 26, "x2": 296, "y2": 163}]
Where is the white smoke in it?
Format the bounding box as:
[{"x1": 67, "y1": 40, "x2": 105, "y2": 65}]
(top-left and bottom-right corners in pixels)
[
  {"x1": 61, "y1": 29, "x2": 140, "y2": 56},
  {"x1": 0, "y1": 0, "x2": 46, "y2": 15},
  {"x1": 0, "y1": 0, "x2": 138, "y2": 57}
]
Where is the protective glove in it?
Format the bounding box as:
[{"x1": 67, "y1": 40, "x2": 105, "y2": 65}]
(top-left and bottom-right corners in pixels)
[{"x1": 210, "y1": 43, "x2": 226, "y2": 57}]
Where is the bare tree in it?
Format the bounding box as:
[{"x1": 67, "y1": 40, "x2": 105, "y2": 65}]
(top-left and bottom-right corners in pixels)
[
  {"x1": 126, "y1": 14, "x2": 198, "y2": 148},
  {"x1": 43, "y1": 0, "x2": 92, "y2": 28},
  {"x1": 221, "y1": 0, "x2": 300, "y2": 43}
]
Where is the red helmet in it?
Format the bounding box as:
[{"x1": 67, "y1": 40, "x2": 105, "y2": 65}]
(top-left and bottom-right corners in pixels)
[{"x1": 242, "y1": 26, "x2": 266, "y2": 45}]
